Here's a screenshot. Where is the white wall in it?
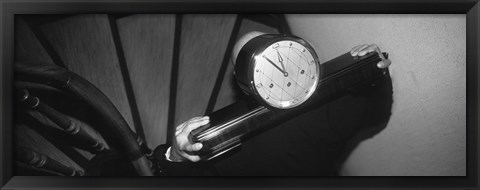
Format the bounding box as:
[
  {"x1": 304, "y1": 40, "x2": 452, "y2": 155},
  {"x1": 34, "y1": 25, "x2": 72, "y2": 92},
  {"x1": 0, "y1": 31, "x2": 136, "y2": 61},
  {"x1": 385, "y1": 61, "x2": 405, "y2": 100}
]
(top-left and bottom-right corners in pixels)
[{"x1": 286, "y1": 14, "x2": 466, "y2": 176}]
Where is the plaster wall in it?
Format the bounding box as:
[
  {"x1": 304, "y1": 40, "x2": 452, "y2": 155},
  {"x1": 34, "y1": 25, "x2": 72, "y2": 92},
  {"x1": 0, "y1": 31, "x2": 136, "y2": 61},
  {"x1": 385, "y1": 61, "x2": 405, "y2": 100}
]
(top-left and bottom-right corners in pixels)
[{"x1": 286, "y1": 14, "x2": 466, "y2": 176}]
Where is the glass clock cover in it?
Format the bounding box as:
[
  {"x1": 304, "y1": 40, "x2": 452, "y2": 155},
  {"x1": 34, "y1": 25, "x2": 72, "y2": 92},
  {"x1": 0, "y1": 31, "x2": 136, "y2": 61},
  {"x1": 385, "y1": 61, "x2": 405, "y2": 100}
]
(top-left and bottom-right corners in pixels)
[{"x1": 252, "y1": 40, "x2": 319, "y2": 109}]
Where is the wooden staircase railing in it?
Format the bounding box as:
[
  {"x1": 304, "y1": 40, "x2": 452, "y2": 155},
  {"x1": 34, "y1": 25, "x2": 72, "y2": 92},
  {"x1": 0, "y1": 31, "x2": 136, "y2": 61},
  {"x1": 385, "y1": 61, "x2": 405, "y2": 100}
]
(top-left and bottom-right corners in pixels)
[
  {"x1": 15, "y1": 62, "x2": 153, "y2": 176},
  {"x1": 13, "y1": 14, "x2": 290, "y2": 176}
]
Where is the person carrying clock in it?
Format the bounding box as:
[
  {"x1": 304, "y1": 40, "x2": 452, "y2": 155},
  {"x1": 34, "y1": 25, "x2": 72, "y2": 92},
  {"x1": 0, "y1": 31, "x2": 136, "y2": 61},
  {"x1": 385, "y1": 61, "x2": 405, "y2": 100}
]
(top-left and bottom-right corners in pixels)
[{"x1": 152, "y1": 31, "x2": 393, "y2": 176}]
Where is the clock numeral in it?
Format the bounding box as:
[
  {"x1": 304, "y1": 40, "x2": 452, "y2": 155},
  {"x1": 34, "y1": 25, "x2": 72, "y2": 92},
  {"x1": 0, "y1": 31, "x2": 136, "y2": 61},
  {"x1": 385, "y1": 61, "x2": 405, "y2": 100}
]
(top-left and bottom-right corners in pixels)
[
  {"x1": 305, "y1": 89, "x2": 309, "y2": 94},
  {"x1": 269, "y1": 84, "x2": 274, "y2": 88},
  {"x1": 302, "y1": 49, "x2": 306, "y2": 52},
  {"x1": 256, "y1": 83, "x2": 262, "y2": 88},
  {"x1": 287, "y1": 82, "x2": 291, "y2": 87},
  {"x1": 293, "y1": 99, "x2": 299, "y2": 103},
  {"x1": 266, "y1": 96, "x2": 270, "y2": 100},
  {"x1": 289, "y1": 42, "x2": 292, "y2": 46},
  {"x1": 273, "y1": 43, "x2": 279, "y2": 49},
  {"x1": 300, "y1": 70, "x2": 305, "y2": 74},
  {"x1": 309, "y1": 60, "x2": 314, "y2": 65}
]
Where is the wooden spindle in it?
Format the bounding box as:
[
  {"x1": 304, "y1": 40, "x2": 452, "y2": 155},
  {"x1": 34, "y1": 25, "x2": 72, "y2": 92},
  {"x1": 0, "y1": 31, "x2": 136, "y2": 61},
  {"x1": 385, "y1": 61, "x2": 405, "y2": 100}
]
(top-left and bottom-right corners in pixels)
[
  {"x1": 15, "y1": 147, "x2": 84, "y2": 176},
  {"x1": 17, "y1": 89, "x2": 107, "y2": 153}
]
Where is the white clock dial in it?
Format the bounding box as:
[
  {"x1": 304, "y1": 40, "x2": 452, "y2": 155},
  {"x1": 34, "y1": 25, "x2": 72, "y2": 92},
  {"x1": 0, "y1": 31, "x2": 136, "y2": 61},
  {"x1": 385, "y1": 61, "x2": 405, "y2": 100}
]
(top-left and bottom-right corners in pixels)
[{"x1": 252, "y1": 40, "x2": 319, "y2": 109}]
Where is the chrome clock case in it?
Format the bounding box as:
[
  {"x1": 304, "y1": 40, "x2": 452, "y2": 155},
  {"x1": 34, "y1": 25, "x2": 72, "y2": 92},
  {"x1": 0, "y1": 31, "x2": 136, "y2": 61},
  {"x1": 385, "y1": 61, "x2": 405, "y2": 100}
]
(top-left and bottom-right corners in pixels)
[{"x1": 189, "y1": 33, "x2": 390, "y2": 161}]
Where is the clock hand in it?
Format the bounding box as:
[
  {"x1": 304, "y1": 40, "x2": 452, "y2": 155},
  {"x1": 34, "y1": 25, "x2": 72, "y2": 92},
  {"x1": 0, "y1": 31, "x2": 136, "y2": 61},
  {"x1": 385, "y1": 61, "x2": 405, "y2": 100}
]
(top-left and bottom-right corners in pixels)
[
  {"x1": 276, "y1": 50, "x2": 287, "y2": 73},
  {"x1": 263, "y1": 55, "x2": 287, "y2": 76}
]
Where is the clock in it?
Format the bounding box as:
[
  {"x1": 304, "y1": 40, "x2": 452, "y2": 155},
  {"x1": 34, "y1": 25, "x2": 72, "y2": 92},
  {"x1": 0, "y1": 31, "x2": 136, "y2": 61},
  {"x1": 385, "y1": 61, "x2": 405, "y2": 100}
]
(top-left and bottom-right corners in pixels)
[
  {"x1": 189, "y1": 32, "x2": 390, "y2": 160},
  {"x1": 234, "y1": 34, "x2": 321, "y2": 109}
]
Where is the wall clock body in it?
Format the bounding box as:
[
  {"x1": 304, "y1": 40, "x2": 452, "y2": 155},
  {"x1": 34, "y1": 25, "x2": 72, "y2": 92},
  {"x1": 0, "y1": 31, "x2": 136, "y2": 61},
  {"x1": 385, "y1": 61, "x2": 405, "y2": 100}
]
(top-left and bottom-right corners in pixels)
[{"x1": 189, "y1": 34, "x2": 390, "y2": 161}]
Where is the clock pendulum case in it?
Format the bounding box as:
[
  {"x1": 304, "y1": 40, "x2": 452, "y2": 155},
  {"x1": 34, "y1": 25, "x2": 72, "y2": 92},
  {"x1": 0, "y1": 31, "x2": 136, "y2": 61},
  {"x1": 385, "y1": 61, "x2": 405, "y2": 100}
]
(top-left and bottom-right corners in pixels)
[{"x1": 188, "y1": 33, "x2": 391, "y2": 160}]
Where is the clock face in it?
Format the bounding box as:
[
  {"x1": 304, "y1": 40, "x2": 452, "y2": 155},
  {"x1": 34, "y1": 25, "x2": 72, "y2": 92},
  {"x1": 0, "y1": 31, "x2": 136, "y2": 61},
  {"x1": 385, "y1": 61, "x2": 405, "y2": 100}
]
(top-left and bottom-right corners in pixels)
[{"x1": 252, "y1": 40, "x2": 320, "y2": 109}]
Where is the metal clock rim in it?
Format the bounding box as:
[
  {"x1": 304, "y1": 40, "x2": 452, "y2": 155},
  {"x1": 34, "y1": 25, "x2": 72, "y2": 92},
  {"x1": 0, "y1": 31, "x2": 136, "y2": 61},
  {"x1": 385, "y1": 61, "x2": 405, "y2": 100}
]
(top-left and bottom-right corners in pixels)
[{"x1": 246, "y1": 34, "x2": 322, "y2": 110}]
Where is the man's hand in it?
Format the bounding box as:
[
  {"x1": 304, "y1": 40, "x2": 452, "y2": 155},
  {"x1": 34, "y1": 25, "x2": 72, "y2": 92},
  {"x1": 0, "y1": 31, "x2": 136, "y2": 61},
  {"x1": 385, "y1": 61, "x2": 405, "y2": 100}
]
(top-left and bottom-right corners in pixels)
[
  {"x1": 169, "y1": 116, "x2": 209, "y2": 162},
  {"x1": 350, "y1": 44, "x2": 391, "y2": 69}
]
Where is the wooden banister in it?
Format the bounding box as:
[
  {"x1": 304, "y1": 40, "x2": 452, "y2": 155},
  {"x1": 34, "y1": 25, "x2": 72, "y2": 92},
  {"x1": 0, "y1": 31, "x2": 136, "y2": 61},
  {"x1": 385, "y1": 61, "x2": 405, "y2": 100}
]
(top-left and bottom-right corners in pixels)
[{"x1": 15, "y1": 62, "x2": 153, "y2": 176}]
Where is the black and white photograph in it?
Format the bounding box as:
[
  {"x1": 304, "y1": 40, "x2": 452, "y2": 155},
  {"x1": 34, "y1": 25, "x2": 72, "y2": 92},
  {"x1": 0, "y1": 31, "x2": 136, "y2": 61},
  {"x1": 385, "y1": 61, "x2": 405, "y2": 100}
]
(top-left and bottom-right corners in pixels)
[
  {"x1": 11, "y1": 13, "x2": 466, "y2": 177},
  {"x1": 2, "y1": 1, "x2": 479, "y2": 188}
]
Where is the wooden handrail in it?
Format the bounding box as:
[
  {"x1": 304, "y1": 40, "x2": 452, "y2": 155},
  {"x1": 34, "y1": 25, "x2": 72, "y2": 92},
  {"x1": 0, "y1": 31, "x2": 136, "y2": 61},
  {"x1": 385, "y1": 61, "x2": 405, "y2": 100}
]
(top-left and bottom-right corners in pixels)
[{"x1": 15, "y1": 62, "x2": 153, "y2": 176}]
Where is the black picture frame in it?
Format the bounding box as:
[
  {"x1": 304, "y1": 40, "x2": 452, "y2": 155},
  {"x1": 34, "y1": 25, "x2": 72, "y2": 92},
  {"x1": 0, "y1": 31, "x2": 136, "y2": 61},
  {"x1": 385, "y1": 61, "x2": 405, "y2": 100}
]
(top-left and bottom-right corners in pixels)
[{"x1": 1, "y1": 0, "x2": 478, "y2": 189}]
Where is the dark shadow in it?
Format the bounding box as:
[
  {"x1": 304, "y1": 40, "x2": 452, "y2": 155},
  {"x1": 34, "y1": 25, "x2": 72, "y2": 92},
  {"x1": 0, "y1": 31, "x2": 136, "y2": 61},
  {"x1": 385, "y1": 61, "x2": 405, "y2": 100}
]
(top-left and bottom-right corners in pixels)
[{"x1": 335, "y1": 72, "x2": 394, "y2": 173}]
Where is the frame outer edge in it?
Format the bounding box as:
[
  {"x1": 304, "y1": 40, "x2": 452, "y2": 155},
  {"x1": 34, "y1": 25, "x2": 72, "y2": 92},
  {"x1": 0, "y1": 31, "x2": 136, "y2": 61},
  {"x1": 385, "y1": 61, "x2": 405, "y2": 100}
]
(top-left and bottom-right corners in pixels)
[{"x1": 1, "y1": 1, "x2": 14, "y2": 189}]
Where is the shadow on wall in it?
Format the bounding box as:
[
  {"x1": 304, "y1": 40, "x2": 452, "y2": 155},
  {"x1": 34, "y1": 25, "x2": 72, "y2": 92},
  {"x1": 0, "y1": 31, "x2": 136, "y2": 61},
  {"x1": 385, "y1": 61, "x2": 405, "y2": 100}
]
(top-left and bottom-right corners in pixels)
[{"x1": 336, "y1": 72, "x2": 394, "y2": 171}]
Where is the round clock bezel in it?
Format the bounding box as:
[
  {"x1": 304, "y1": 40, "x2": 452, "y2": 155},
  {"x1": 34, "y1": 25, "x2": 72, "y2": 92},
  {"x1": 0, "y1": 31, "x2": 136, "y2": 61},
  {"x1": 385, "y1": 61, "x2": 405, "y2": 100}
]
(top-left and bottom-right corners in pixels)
[{"x1": 236, "y1": 34, "x2": 322, "y2": 110}]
